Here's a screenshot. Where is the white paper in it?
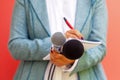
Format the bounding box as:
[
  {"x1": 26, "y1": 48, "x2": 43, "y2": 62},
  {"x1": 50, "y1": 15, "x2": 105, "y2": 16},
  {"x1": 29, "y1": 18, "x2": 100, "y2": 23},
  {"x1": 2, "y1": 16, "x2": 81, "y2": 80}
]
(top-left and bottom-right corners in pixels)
[
  {"x1": 79, "y1": 39, "x2": 102, "y2": 50},
  {"x1": 43, "y1": 54, "x2": 50, "y2": 60}
]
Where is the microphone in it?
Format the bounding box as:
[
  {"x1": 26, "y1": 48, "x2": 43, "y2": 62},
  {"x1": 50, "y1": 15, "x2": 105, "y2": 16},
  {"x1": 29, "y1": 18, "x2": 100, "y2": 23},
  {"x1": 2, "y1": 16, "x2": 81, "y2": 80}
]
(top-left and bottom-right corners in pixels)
[
  {"x1": 51, "y1": 32, "x2": 84, "y2": 60},
  {"x1": 62, "y1": 39, "x2": 84, "y2": 60},
  {"x1": 51, "y1": 32, "x2": 66, "y2": 52},
  {"x1": 63, "y1": 17, "x2": 84, "y2": 59}
]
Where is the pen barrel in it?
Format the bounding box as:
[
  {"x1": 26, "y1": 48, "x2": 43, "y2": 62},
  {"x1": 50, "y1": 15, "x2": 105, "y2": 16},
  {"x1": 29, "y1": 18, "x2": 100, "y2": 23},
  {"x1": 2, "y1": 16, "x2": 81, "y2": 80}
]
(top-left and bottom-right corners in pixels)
[{"x1": 64, "y1": 17, "x2": 74, "y2": 29}]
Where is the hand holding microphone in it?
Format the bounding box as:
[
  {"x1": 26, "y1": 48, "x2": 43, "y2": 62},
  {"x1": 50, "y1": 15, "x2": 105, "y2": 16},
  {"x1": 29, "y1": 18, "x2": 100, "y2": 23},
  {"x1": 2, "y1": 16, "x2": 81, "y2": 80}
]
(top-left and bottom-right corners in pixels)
[
  {"x1": 50, "y1": 49, "x2": 75, "y2": 67},
  {"x1": 50, "y1": 30, "x2": 84, "y2": 66}
]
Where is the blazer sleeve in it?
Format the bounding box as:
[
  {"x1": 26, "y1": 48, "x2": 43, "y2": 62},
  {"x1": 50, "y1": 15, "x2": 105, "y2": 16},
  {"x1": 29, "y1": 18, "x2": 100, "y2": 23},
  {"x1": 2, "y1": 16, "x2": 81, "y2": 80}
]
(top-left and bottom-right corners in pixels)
[
  {"x1": 8, "y1": 0, "x2": 52, "y2": 61},
  {"x1": 71, "y1": 0, "x2": 108, "y2": 73}
]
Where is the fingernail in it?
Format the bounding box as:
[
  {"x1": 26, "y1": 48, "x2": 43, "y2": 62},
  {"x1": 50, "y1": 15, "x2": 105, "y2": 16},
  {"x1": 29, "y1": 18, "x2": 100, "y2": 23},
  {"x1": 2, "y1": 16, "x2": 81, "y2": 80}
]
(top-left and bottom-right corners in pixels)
[
  {"x1": 51, "y1": 50, "x2": 53, "y2": 53},
  {"x1": 81, "y1": 37, "x2": 84, "y2": 40}
]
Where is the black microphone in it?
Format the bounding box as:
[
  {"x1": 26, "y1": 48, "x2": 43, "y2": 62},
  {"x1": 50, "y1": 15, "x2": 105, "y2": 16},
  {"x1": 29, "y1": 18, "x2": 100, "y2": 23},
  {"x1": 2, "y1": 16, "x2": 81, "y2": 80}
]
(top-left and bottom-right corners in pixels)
[
  {"x1": 62, "y1": 39, "x2": 84, "y2": 60},
  {"x1": 51, "y1": 32, "x2": 84, "y2": 60},
  {"x1": 51, "y1": 32, "x2": 66, "y2": 53}
]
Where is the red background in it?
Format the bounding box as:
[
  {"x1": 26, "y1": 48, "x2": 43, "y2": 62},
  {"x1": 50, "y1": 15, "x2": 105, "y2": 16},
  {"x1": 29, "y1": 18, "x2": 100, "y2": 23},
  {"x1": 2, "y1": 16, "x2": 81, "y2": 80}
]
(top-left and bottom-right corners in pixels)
[{"x1": 0, "y1": 0, "x2": 120, "y2": 80}]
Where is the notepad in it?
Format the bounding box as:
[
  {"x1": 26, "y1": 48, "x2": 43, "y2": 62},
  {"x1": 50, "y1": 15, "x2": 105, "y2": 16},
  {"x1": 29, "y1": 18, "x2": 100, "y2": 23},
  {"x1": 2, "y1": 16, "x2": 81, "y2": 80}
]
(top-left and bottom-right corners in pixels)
[{"x1": 79, "y1": 39, "x2": 102, "y2": 50}]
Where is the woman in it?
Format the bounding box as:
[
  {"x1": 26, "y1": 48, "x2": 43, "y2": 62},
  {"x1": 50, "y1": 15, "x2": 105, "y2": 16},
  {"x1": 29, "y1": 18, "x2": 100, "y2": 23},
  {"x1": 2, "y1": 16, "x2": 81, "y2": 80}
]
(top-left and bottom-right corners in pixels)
[{"x1": 8, "y1": 0, "x2": 108, "y2": 80}]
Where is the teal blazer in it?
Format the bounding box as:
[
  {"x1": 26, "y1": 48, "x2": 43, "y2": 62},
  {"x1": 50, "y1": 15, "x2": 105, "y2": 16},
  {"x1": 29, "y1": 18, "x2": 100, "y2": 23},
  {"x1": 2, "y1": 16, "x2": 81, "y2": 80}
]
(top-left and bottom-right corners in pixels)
[{"x1": 8, "y1": 0, "x2": 108, "y2": 80}]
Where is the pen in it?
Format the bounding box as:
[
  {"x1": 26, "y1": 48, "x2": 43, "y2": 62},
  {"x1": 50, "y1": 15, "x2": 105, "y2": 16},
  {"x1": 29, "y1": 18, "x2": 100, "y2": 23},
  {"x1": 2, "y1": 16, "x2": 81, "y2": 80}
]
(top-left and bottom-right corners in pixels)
[
  {"x1": 63, "y1": 17, "x2": 84, "y2": 40},
  {"x1": 63, "y1": 17, "x2": 74, "y2": 29}
]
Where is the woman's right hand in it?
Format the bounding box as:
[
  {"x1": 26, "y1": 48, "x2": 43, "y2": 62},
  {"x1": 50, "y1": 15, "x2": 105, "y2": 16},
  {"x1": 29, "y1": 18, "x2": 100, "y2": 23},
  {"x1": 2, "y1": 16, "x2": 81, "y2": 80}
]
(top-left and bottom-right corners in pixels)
[{"x1": 65, "y1": 29, "x2": 83, "y2": 39}]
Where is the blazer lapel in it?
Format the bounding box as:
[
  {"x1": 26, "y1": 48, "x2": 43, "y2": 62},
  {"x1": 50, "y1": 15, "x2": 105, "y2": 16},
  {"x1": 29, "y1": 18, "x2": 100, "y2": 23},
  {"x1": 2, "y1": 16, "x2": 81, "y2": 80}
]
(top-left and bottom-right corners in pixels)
[
  {"x1": 75, "y1": 0, "x2": 92, "y2": 32},
  {"x1": 29, "y1": 0, "x2": 92, "y2": 36},
  {"x1": 30, "y1": 0, "x2": 50, "y2": 35}
]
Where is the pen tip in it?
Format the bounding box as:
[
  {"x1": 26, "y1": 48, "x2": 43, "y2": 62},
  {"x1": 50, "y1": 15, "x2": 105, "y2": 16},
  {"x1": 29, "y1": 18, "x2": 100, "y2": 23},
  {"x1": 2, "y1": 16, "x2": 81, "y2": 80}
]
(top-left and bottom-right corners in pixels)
[{"x1": 63, "y1": 17, "x2": 66, "y2": 21}]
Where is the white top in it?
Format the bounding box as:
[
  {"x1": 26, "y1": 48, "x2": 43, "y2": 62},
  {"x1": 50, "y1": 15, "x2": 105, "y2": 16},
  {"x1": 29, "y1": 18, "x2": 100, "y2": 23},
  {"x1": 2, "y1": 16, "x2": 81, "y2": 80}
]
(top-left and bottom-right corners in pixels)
[
  {"x1": 46, "y1": 0, "x2": 77, "y2": 35},
  {"x1": 45, "y1": 0, "x2": 77, "y2": 80}
]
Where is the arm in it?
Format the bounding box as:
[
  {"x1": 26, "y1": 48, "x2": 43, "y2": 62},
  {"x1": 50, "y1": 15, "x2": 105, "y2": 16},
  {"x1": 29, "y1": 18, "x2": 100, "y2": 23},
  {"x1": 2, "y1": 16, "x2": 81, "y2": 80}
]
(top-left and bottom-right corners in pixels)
[
  {"x1": 71, "y1": 0, "x2": 108, "y2": 73},
  {"x1": 8, "y1": 0, "x2": 52, "y2": 61}
]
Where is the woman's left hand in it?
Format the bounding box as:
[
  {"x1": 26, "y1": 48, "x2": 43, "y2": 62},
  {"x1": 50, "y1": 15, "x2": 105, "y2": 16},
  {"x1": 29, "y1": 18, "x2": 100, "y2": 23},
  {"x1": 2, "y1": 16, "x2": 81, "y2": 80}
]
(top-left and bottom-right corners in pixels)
[{"x1": 50, "y1": 49, "x2": 75, "y2": 67}]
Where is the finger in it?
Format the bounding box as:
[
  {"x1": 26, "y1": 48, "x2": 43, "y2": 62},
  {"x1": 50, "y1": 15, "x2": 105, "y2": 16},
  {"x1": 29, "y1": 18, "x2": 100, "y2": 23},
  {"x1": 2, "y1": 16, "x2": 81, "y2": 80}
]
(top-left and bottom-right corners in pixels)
[
  {"x1": 73, "y1": 30, "x2": 83, "y2": 38},
  {"x1": 65, "y1": 31, "x2": 79, "y2": 38},
  {"x1": 50, "y1": 51, "x2": 62, "y2": 60},
  {"x1": 51, "y1": 57, "x2": 74, "y2": 67},
  {"x1": 50, "y1": 52, "x2": 75, "y2": 66},
  {"x1": 66, "y1": 30, "x2": 83, "y2": 39},
  {"x1": 66, "y1": 33, "x2": 78, "y2": 39},
  {"x1": 53, "y1": 60, "x2": 64, "y2": 67},
  {"x1": 56, "y1": 55, "x2": 74, "y2": 63},
  {"x1": 70, "y1": 30, "x2": 83, "y2": 39},
  {"x1": 54, "y1": 54, "x2": 63, "y2": 59}
]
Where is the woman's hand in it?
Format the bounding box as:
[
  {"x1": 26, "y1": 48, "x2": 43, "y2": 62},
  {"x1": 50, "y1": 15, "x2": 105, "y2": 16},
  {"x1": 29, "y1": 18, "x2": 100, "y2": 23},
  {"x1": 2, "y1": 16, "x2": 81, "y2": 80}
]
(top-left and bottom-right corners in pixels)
[
  {"x1": 65, "y1": 29, "x2": 83, "y2": 39},
  {"x1": 50, "y1": 49, "x2": 75, "y2": 67}
]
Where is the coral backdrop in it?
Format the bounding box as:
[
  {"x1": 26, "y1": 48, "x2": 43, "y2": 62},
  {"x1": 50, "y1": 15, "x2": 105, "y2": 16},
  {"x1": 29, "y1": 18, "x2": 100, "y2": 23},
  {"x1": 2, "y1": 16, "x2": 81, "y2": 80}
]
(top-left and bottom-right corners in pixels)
[{"x1": 0, "y1": 0, "x2": 120, "y2": 80}]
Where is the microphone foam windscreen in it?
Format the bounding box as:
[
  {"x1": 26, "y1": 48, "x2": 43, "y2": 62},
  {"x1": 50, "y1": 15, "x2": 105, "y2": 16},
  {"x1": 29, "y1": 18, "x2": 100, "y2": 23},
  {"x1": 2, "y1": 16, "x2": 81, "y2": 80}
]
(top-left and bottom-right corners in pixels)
[
  {"x1": 62, "y1": 39, "x2": 84, "y2": 60},
  {"x1": 51, "y1": 32, "x2": 66, "y2": 46}
]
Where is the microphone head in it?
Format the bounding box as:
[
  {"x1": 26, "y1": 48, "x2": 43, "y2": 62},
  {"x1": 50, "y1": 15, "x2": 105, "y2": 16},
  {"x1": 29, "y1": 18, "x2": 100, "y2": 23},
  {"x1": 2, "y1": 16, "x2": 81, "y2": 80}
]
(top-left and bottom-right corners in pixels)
[
  {"x1": 51, "y1": 32, "x2": 66, "y2": 46},
  {"x1": 62, "y1": 39, "x2": 84, "y2": 60}
]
